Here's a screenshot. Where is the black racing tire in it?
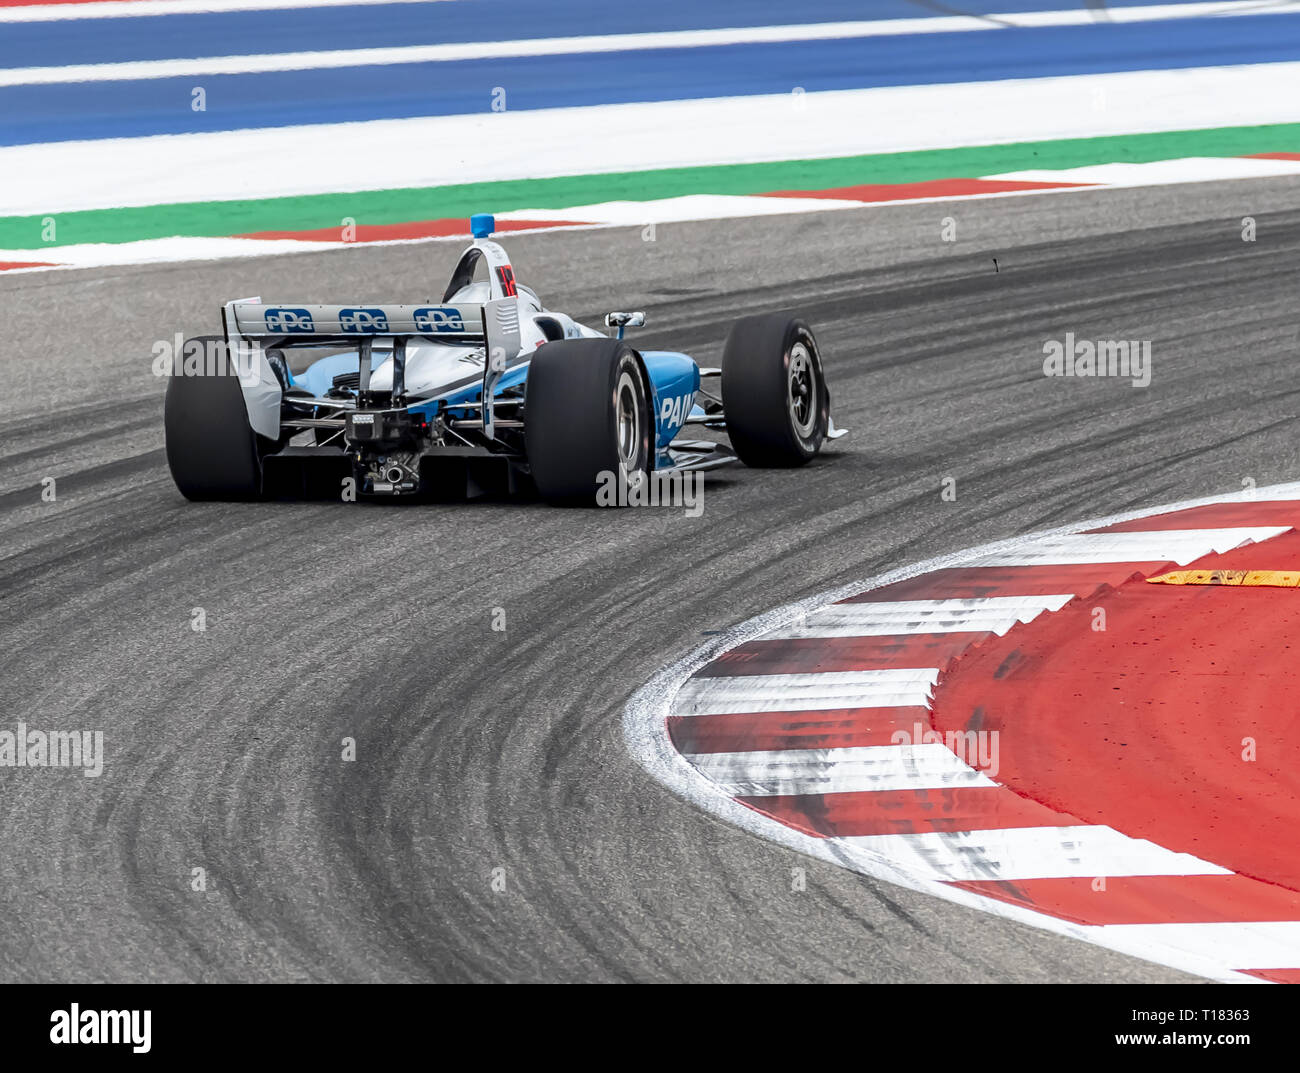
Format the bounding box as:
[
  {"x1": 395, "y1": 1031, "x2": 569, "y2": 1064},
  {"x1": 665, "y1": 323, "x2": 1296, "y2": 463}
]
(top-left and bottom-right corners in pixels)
[
  {"x1": 164, "y1": 336, "x2": 264, "y2": 500},
  {"x1": 721, "y1": 313, "x2": 829, "y2": 467},
  {"x1": 524, "y1": 338, "x2": 652, "y2": 504}
]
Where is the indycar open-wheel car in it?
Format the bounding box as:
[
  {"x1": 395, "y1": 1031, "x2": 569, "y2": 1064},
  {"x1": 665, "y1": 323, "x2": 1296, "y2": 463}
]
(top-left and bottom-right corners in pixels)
[{"x1": 164, "y1": 214, "x2": 848, "y2": 506}]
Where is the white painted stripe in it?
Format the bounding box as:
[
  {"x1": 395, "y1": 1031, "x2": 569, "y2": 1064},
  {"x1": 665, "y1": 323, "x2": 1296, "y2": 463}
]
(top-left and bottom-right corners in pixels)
[
  {"x1": 989, "y1": 155, "x2": 1300, "y2": 187},
  {"x1": 825, "y1": 595, "x2": 1078, "y2": 614},
  {"x1": 0, "y1": 235, "x2": 342, "y2": 269},
  {"x1": 768, "y1": 616, "x2": 1047, "y2": 638},
  {"x1": 1097, "y1": 921, "x2": 1300, "y2": 971},
  {"x1": 967, "y1": 526, "x2": 1289, "y2": 567},
  {"x1": 764, "y1": 593, "x2": 1074, "y2": 638},
  {"x1": 686, "y1": 743, "x2": 994, "y2": 796},
  {"x1": 673, "y1": 669, "x2": 939, "y2": 716},
  {"x1": 6, "y1": 63, "x2": 1300, "y2": 217},
  {"x1": 0, "y1": 0, "x2": 446, "y2": 22},
  {"x1": 0, "y1": 223, "x2": 611, "y2": 271},
  {"x1": 0, "y1": 27, "x2": 893, "y2": 86},
  {"x1": 501, "y1": 195, "x2": 871, "y2": 225},
  {"x1": 1, "y1": 5, "x2": 1288, "y2": 85},
  {"x1": 841, "y1": 826, "x2": 1233, "y2": 881},
  {"x1": 626, "y1": 483, "x2": 1300, "y2": 982}
]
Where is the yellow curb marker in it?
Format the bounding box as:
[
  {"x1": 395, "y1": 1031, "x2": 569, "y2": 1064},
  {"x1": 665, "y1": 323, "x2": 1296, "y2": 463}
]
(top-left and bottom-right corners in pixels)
[{"x1": 1146, "y1": 569, "x2": 1300, "y2": 587}]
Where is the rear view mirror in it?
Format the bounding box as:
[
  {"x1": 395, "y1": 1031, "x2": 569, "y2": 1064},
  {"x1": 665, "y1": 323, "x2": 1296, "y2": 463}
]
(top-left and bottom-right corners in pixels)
[{"x1": 604, "y1": 311, "x2": 646, "y2": 328}]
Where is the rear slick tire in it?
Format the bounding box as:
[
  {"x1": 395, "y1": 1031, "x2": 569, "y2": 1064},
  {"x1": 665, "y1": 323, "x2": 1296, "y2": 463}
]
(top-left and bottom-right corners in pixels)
[{"x1": 164, "y1": 336, "x2": 264, "y2": 500}]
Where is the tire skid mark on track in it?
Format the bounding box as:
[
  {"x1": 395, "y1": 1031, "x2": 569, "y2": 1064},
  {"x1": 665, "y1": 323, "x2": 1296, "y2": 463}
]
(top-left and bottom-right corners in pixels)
[{"x1": 7, "y1": 186, "x2": 1300, "y2": 981}]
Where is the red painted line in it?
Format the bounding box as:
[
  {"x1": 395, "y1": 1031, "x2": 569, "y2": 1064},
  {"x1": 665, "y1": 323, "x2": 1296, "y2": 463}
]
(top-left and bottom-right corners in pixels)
[
  {"x1": 741, "y1": 785, "x2": 1078, "y2": 838},
  {"x1": 1243, "y1": 153, "x2": 1300, "y2": 161},
  {"x1": 948, "y1": 874, "x2": 1300, "y2": 926},
  {"x1": 932, "y1": 528, "x2": 1300, "y2": 894},
  {"x1": 1086, "y1": 500, "x2": 1300, "y2": 533},
  {"x1": 838, "y1": 563, "x2": 1168, "y2": 602},
  {"x1": 667, "y1": 705, "x2": 933, "y2": 755},
  {"x1": 762, "y1": 178, "x2": 1096, "y2": 203},
  {"x1": 1242, "y1": 968, "x2": 1300, "y2": 983},
  {"x1": 237, "y1": 217, "x2": 587, "y2": 243},
  {"x1": 695, "y1": 632, "x2": 990, "y2": 676},
  {"x1": 0, "y1": 260, "x2": 58, "y2": 270}
]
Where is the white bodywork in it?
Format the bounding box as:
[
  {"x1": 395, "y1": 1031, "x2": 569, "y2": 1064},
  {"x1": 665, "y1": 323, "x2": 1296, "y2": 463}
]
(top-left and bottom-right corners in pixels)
[{"x1": 225, "y1": 235, "x2": 602, "y2": 437}]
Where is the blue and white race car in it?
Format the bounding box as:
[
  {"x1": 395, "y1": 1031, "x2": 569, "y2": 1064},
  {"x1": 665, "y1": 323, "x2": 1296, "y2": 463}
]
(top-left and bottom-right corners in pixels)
[{"x1": 164, "y1": 214, "x2": 846, "y2": 504}]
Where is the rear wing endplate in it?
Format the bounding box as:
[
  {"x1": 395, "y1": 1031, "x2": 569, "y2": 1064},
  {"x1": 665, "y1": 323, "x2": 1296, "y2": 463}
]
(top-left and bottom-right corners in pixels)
[{"x1": 480, "y1": 297, "x2": 520, "y2": 440}]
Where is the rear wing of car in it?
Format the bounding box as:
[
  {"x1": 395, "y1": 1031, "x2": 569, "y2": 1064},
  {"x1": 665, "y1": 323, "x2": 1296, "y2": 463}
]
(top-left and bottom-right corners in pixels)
[
  {"x1": 221, "y1": 297, "x2": 522, "y2": 439},
  {"x1": 223, "y1": 302, "x2": 488, "y2": 340}
]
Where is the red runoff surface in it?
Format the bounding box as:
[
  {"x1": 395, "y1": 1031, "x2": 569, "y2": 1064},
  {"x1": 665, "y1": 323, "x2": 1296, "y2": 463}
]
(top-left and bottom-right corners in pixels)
[{"x1": 932, "y1": 503, "x2": 1300, "y2": 922}]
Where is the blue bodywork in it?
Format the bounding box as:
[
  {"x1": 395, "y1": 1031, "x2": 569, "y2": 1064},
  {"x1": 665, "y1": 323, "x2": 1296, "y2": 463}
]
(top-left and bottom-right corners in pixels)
[
  {"x1": 641, "y1": 350, "x2": 700, "y2": 458},
  {"x1": 293, "y1": 345, "x2": 703, "y2": 470},
  {"x1": 289, "y1": 352, "x2": 365, "y2": 397}
]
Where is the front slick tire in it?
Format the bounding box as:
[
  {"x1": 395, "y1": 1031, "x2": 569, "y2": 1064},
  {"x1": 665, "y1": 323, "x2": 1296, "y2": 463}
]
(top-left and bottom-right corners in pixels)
[
  {"x1": 721, "y1": 313, "x2": 828, "y2": 467},
  {"x1": 524, "y1": 338, "x2": 651, "y2": 504}
]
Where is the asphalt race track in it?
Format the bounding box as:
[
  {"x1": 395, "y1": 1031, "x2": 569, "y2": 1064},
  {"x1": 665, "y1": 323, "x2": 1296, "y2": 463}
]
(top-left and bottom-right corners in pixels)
[{"x1": 3, "y1": 177, "x2": 1299, "y2": 982}]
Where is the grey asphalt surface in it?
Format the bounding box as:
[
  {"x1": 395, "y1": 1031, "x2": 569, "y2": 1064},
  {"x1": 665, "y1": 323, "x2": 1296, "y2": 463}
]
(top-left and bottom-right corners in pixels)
[{"x1": 2, "y1": 177, "x2": 1299, "y2": 982}]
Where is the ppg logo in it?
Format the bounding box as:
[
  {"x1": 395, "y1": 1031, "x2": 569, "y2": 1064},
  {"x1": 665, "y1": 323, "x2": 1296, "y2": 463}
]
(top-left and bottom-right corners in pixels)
[
  {"x1": 263, "y1": 307, "x2": 314, "y2": 333},
  {"x1": 413, "y1": 307, "x2": 465, "y2": 333},
  {"x1": 338, "y1": 307, "x2": 389, "y2": 333}
]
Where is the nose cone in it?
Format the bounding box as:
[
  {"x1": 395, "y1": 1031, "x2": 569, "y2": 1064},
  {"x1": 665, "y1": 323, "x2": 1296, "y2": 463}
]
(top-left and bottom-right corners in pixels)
[{"x1": 470, "y1": 213, "x2": 495, "y2": 238}]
